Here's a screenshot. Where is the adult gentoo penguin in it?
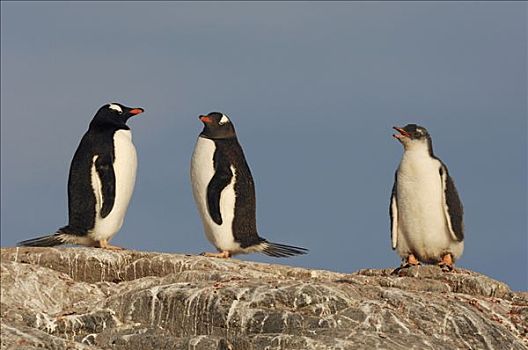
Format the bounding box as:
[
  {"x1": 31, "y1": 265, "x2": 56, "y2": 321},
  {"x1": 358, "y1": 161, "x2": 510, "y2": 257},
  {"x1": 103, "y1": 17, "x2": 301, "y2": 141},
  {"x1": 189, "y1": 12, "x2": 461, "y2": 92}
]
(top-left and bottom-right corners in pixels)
[
  {"x1": 18, "y1": 103, "x2": 144, "y2": 250},
  {"x1": 390, "y1": 124, "x2": 464, "y2": 271},
  {"x1": 190, "y1": 112, "x2": 308, "y2": 258}
]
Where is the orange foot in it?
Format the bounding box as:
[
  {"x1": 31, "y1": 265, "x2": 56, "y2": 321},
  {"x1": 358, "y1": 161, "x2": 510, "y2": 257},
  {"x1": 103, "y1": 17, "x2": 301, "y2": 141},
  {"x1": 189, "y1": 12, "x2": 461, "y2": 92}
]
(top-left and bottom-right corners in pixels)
[
  {"x1": 200, "y1": 251, "x2": 231, "y2": 259},
  {"x1": 391, "y1": 254, "x2": 421, "y2": 275},
  {"x1": 438, "y1": 253, "x2": 454, "y2": 272},
  {"x1": 96, "y1": 239, "x2": 124, "y2": 251},
  {"x1": 407, "y1": 254, "x2": 420, "y2": 266}
]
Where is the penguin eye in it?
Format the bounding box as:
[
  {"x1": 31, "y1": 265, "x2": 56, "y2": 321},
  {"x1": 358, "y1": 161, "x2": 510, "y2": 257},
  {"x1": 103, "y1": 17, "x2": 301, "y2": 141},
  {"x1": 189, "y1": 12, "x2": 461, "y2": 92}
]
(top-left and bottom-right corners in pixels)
[
  {"x1": 413, "y1": 129, "x2": 424, "y2": 137},
  {"x1": 108, "y1": 104, "x2": 123, "y2": 114}
]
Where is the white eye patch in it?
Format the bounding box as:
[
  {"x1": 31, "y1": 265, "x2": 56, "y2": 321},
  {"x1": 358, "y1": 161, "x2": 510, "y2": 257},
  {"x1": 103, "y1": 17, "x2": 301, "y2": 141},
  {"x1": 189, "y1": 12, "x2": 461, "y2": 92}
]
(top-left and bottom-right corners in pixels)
[
  {"x1": 108, "y1": 104, "x2": 123, "y2": 114},
  {"x1": 219, "y1": 114, "x2": 230, "y2": 125}
]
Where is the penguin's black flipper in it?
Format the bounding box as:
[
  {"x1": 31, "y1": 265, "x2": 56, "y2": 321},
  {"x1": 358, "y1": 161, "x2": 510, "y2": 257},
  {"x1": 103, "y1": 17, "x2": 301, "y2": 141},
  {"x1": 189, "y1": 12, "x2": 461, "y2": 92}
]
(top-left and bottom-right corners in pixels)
[
  {"x1": 17, "y1": 234, "x2": 66, "y2": 247},
  {"x1": 207, "y1": 151, "x2": 233, "y2": 225},
  {"x1": 389, "y1": 171, "x2": 398, "y2": 250},
  {"x1": 262, "y1": 242, "x2": 308, "y2": 258},
  {"x1": 95, "y1": 154, "x2": 116, "y2": 218},
  {"x1": 439, "y1": 164, "x2": 464, "y2": 242}
]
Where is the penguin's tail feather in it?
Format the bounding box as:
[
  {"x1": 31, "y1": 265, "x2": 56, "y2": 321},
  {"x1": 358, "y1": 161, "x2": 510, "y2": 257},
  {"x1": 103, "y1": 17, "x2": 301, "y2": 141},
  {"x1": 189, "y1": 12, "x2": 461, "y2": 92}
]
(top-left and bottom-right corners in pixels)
[
  {"x1": 17, "y1": 233, "x2": 68, "y2": 247},
  {"x1": 261, "y1": 241, "x2": 308, "y2": 258}
]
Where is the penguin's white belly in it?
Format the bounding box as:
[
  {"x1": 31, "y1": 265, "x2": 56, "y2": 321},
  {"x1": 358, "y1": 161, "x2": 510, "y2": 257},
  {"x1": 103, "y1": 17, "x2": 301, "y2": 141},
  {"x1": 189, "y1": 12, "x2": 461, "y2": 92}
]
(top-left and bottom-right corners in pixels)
[
  {"x1": 190, "y1": 137, "x2": 241, "y2": 252},
  {"x1": 91, "y1": 130, "x2": 137, "y2": 241},
  {"x1": 395, "y1": 154, "x2": 463, "y2": 262}
]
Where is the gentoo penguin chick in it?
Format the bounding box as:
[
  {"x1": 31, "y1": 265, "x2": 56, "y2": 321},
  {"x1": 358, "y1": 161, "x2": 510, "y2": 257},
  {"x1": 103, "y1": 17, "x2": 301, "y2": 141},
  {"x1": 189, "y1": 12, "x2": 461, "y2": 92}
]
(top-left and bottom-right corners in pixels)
[
  {"x1": 190, "y1": 112, "x2": 308, "y2": 258},
  {"x1": 390, "y1": 124, "x2": 464, "y2": 271},
  {"x1": 18, "y1": 103, "x2": 144, "y2": 250}
]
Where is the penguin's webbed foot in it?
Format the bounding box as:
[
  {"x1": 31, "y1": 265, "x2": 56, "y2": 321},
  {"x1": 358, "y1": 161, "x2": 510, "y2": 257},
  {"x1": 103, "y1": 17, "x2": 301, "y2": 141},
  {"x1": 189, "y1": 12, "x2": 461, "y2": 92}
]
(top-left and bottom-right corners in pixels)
[
  {"x1": 200, "y1": 251, "x2": 231, "y2": 259},
  {"x1": 391, "y1": 254, "x2": 421, "y2": 275},
  {"x1": 438, "y1": 253, "x2": 454, "y2": 272},
  {"x1": 96, "y1": 239, "x2": 124, "y2": 251}
]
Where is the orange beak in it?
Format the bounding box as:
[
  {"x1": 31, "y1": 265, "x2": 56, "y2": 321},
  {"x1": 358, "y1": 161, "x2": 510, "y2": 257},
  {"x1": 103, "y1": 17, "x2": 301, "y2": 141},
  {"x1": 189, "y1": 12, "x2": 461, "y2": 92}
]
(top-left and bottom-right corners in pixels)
[
  {"x1": 199, "y1": 115, "x2": 213, "y2": 123},
  {"x1": 392, "y1": 126, "x2": 410, "y2": 139},
  {"x1": 129, "y1": 108, "x2": 144, "y2": 115}
]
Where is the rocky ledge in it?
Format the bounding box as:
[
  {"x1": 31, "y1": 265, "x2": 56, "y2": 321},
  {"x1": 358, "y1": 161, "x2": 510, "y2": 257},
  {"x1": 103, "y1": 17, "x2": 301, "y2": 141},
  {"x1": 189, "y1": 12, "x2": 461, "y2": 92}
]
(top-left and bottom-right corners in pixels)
[{"x1": 1, "y1": 247, "x2": 527, "y2": 350}]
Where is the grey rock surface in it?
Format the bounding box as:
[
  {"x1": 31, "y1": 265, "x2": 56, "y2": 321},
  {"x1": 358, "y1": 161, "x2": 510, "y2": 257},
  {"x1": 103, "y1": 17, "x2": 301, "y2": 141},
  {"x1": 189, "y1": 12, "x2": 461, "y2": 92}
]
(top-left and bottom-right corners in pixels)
[{"x1": 1, "y1": 247, "x2": 527, "y2": 349}]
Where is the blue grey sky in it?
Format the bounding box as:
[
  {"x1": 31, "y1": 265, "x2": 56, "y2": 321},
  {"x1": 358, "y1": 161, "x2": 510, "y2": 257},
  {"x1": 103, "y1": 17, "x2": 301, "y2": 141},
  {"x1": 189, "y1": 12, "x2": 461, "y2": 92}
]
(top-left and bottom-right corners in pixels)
[{"x1": 1, "y1": 2, "x2": 526, "y2": 290}]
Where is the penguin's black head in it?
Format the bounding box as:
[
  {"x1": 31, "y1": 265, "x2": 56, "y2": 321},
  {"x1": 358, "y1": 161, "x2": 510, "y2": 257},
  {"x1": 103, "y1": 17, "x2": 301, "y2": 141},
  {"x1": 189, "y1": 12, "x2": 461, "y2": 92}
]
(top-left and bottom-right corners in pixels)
[
  {"x1": 393, "y1": 124, "x2": 429, "y2": 141},
  {"x1": 90, "y1": 103, "x2": 144, "y2": 129},
  {"x1": 393, "y1": 124, "x2": 434, "y2": 154},
  {"x1": 199, "y1": 112, "x2": 236, "y2": 139}
]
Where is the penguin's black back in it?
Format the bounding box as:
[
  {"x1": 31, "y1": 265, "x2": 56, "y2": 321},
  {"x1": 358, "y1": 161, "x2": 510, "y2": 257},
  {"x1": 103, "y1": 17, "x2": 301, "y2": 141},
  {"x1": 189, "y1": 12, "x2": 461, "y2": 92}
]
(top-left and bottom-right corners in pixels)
[
  {"x1": 211, "y1": 138, "x2": 262, "y2": 248},
  {"x1": 59, "y1": 125, "x2": 122, "y2": 235}
]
